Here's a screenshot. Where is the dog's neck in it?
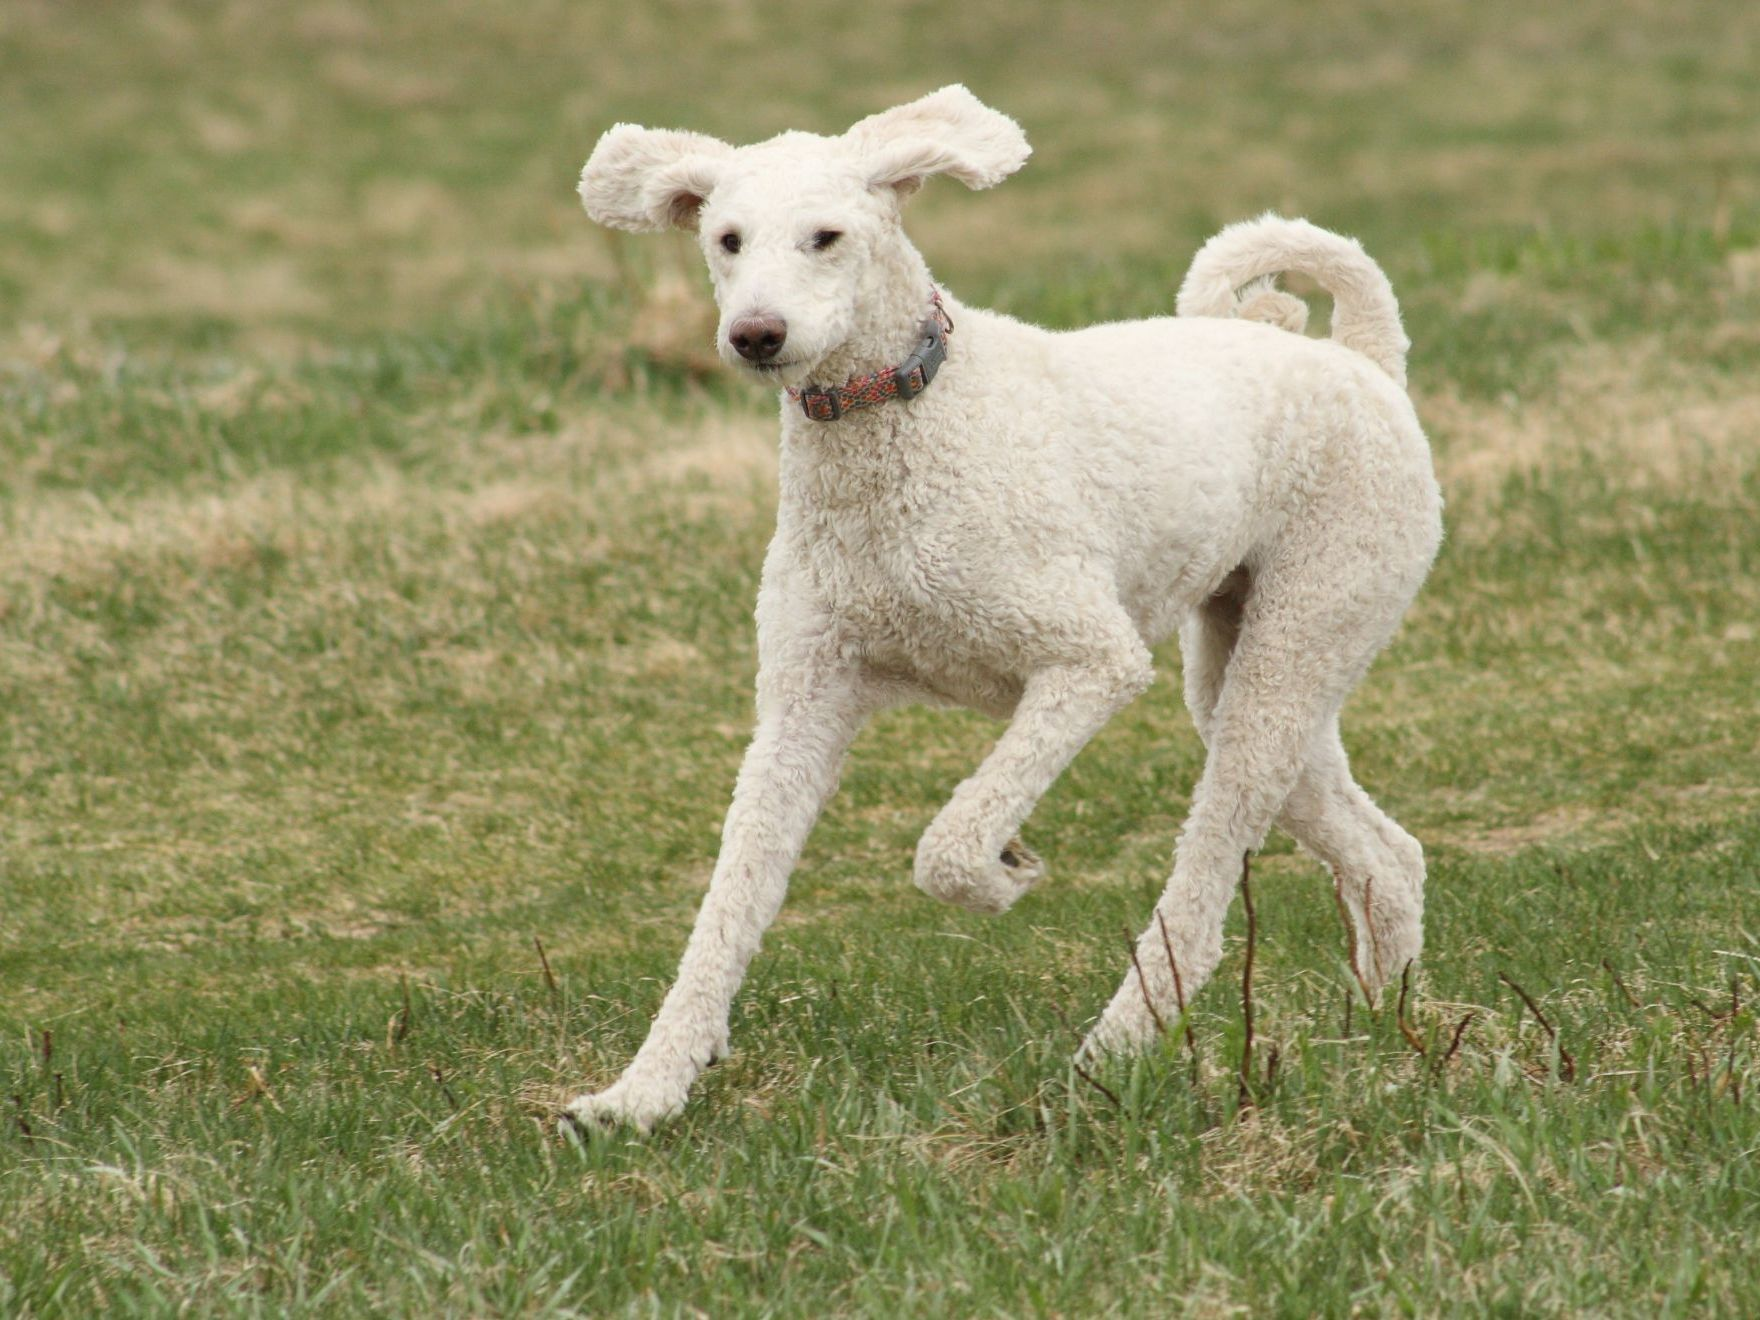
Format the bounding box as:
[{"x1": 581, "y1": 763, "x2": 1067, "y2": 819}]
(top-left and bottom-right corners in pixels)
[{"x1": 796, "y1": 230, "x2": 942, "y2": 396}]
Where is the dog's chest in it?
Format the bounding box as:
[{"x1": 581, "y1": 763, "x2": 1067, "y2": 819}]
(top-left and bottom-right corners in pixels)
[
  {"x1": 786, "y1": 481, "x2": 1025, "y2": 709},
  {"x1": 800, "y1": 503, "x2": 956, "y2": 642}
]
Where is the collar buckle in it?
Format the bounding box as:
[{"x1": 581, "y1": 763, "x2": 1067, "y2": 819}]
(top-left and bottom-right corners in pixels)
[{"x1": 892, "y1": 315, "x2": 948, "y2": 401}]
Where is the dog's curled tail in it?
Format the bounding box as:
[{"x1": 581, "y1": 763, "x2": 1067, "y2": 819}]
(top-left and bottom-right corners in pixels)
[{"x1": 1177, "y1": 214, "x2": 1410, "y2": 389}]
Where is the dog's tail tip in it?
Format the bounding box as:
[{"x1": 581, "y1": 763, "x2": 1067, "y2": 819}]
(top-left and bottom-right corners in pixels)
[
  {"x1": 1177, "y1": 213, "x2": 1409, "y2": 388},
  {"x1": 1232, "y1": 280, "x2": 1310, "y2": 335}
]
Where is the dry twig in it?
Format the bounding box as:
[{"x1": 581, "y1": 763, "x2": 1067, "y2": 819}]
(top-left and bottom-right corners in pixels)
[
  {"x1": 1688, "y1": 973, "x2": 1744, "y2": 1023},
  {"x1": 429, "y1": 1063, "x2": 460, "y2": 1110},
  {"x1": 1238, "y1": 851, "x2": 1257, "y2": 1110},
  {"x1": 1333, "y1": 872, "x2": 1374, "y2": 1005},
  {"x1": 1442, "y1": 1012, "x2": 1478, "y2": 1065},
  {"x1": 1359, "y1": 876, "x2": 1384, "y2": 1000},
  {"x1": 1156, "y1": 911, "x2": 1201, "y2": 1083},
  {"x1": 1072, "y1": 1059, "x2": 1122, "y2": 1111},
  {"x1": 1396, "y1": 962, "x2": 1427, "y2": 1056},
  {"x1": 1051, "y1": 1002, "x2": 1122, "y2": 1111},
  {"x1": 388, "y1": 973, "x2": 414, "y2": 1050},
  {"x1": 534, "y1": 936, "x2": 560, "y2": 997},
  {"x1": 1499, "y1": 972, "x2": 1577, "y2": 1081},
  {"x1": 1125, "y1": 925, "x2": 1167, "y2": 1037},
  {"x1": 1602, "y1": 959, "x2": 1642, "y2": 1010}
]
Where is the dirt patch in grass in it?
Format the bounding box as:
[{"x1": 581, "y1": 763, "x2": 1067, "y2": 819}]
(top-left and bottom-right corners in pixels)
[
  {"x1": 1436, "y1": 784, "x2": 1760, "y2": 857},
  {"x1": 1422, "y1": 343, "x2": 1760, "y2": 495}
]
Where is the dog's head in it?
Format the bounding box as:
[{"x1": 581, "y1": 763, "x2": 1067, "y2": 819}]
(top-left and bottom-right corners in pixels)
[{"x1": 579, "y1": 86, "x2": 1029, "y2": 389}]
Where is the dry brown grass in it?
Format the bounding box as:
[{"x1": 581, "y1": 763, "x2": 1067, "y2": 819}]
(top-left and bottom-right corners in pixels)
[{"x1": 1423, "y1": 342, "x2": 1760, "y2": 497}]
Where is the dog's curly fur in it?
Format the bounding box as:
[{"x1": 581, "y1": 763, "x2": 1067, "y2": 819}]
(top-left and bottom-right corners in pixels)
[{"x1": 568, "y1": 86, "x2": 1442, "y2": 1133}]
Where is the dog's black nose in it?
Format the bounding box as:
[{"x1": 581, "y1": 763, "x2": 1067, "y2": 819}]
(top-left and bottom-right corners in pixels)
[{"x1": 729, "y1": 314, "x2": 787, "y2": 362}]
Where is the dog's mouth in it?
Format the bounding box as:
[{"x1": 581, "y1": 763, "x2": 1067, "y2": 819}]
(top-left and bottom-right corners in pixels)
[{"x1": 734, "y1": 358, "x2": 810, "y2": 387}]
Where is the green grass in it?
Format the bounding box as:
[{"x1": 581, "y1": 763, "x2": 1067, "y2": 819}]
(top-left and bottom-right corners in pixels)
[{"x1": 4, "y1": 0, "x2": 1760, "y2": 1314}]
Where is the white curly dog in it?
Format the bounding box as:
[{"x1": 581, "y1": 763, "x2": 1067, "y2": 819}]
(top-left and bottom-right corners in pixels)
[{"x1": 567, "y1": 86, "x2": 1441, "y2": 1132}]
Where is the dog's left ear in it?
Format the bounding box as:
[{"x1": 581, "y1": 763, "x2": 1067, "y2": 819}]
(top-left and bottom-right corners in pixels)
[{"x1": 846, "y1": 85, "x2": 1031, "y2": 199}]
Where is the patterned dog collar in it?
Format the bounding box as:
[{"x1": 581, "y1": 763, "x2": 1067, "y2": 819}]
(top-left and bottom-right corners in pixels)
[{"x1": 787, "y1": 291, "x2": 954, "y2": 422}]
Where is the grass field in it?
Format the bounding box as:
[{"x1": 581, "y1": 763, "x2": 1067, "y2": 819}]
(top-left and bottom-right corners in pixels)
[{"x1": 3, "y1": 0, "x2": 1759, "y2": 1313}]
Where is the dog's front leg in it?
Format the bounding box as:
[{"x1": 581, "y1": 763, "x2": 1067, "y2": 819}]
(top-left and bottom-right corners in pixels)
[
  {"x1": 565, "y1": 661, "x2": 877, "y2": 1134},
  {"x1": 914, "y1": 632, "x2": 1153, "y2": 914}
]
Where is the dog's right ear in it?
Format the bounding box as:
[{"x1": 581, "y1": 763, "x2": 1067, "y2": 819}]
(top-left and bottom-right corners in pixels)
[{"x1": 579, "y1": 124, "x2": 735, "y2": 232}]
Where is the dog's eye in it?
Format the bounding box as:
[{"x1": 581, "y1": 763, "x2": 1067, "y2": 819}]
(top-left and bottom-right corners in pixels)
[
  {"x1": 719, "y1": 232, "x2": 742, "y2": 255},
  {"x1": 811, "y1": 229, "x2": 842, "y2": 251}
]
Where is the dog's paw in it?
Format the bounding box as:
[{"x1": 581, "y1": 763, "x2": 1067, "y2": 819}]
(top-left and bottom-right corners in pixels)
[
  {"x1": 997, "y1": 835, "x2": 1045, "y2": 891},
  {"x1": 915, "y1": 833, "x2": 1046, "y2": 914},
  {"x1": 559, "y1": 1079, "x2": 684, "y2": 1138},
  {"x1": 1076, "y1": 1001, "x2": 1161, "y2": 1063}
]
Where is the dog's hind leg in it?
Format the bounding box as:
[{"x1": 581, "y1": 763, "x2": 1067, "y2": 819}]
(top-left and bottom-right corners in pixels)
[
  {"x1": 1178, "y1": 565, "x2": 1249, "y2": 751},
  {"x1": 1084, "y1": 481, "x2": 1435, "y2": 1057},
  {"x1": 1276, "y1": 725, "x2": 1425, "y2": 993},
  {"x1": 1180, "y1": 571, "x2": 1424, "y2": 995}
]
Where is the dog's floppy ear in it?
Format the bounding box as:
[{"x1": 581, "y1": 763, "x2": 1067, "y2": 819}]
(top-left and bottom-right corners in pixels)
[
  {"x1": 846, "y1": 84, "x2": 1031, "y2": 199},
  {"x1": 579, "y1": 124, "x2": 735, "y2": 232}
]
